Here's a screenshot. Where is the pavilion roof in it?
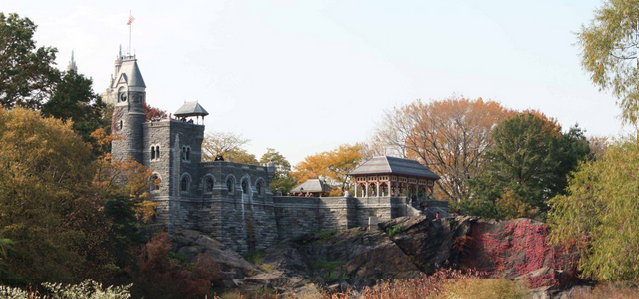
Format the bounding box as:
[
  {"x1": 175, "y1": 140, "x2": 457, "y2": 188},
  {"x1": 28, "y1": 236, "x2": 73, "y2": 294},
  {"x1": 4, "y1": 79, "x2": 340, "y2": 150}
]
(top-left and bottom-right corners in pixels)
[
  {"x1": 291, "y1": 179, "x2": 332, "y2": 193},
  {"x1": 174, "y1": 101, "x2": 209, "y2": 117},
  {"x1": 349, "y1": 156, "x2": 440, "y2": 180}
]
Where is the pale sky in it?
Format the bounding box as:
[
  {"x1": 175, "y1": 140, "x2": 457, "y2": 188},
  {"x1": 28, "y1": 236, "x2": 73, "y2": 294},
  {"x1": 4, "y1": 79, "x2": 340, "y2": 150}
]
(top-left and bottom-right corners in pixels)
[{"x1": 3, "y1": 0, "x2": 625, "y2": 164}]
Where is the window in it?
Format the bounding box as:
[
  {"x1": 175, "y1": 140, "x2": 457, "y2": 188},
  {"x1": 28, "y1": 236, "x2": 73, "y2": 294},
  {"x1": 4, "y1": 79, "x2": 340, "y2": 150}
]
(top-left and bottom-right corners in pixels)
[
  {"x1": 150, "y1": 174, "x2": 161, "y2": 191},
  {"x1": 241, "y1": 180, "x2": 249, "y2": 194},
  {"x1": 226, "y1": 177, "x2": 234, "y2": 193},
  {"x1": 151, "y1": 146, "x2": 155, "y2": 160},
  {"x1": 182, "y1": 146, "x2": 191, "y2": 161},
  {"x1": 180, "y1": 175, "x2": 190, "y2": 192},
  {"x1": 205, "y1": 177, "x2": 214, "y2": 193},
  {"x1": 118, "y1": 120, "x2": 123, "y2": 130},
  {"x1": 256, "y1": 182, "x2": 262, "y2": 196},
  {"x1": 156, "y1": 146, "x2": 160, "y2": 159}
]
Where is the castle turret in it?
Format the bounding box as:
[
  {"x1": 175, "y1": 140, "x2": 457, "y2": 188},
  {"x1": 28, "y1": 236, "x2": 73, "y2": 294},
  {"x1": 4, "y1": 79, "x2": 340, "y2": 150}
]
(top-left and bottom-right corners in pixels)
[{"x1": 111, "y1": 55, "x2": 146, "y2": 163}]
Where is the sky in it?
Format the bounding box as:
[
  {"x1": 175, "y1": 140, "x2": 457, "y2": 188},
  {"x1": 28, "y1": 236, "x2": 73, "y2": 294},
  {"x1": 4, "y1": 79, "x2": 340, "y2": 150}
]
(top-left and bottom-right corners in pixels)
[{"x1": 3, "y1": 0, "x2": 625, "y2": 164}]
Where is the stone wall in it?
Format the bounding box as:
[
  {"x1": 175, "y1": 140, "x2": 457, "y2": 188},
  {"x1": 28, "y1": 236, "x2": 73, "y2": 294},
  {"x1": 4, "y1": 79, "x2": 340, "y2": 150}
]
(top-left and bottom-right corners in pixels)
[{"x1": 271, "y1": 196, "x2": 435, "y2": 240}]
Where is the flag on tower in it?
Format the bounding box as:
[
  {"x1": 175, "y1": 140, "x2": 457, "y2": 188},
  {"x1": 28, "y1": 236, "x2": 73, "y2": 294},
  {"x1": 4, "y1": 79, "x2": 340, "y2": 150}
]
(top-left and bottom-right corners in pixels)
[{"x1": 127, "y1": 15, "x2": 135, "y2": 25}]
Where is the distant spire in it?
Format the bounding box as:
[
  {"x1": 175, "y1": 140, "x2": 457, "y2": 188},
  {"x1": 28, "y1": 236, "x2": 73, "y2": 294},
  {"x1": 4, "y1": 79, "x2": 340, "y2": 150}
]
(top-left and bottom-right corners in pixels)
[
  {"x1": 67, "y1": 50, "x2": 77, "y2": 72},
  {"x1": 119, "y1": 44, "x2": 122, "y2": 58}
]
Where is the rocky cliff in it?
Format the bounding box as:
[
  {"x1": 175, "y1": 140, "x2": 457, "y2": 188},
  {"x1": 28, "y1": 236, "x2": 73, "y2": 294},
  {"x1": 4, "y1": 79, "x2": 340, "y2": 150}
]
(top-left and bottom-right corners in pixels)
[{"x1": 170, "y1": 216, "x2": 579, "y2": 296}]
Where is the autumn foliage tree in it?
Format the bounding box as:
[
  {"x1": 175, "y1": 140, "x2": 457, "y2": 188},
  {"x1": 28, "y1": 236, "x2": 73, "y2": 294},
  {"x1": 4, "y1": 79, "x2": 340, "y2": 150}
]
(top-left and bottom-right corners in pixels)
[
  {"x1": 371, "y1": 97, "x2": 513, "y2": 202},
  {"x1": 201, "y1": 131, "x2": 259, "y2": 165},
  {"x1": 293, "y1": 143, "x2": 363, "y2": 190},
  {"x1": 0, "y1": 108, "x2": 154, "y2": 285}
]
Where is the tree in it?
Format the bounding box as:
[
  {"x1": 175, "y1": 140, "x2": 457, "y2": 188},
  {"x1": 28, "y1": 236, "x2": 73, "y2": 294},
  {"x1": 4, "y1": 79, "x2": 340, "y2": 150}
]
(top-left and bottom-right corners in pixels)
[
  {"x1": 0, "y1": 13, "x2": 59, "y2": 109},
  {"x1": 468, "y1": 113, "x2": 589, "y2": 219},
  {"x1": 548, "y1": 138, "x2": 639, "y2": 280},
  {"x1": 293, "y1": 143, "x2": 363, "y2": 190},
  {"x1": 259, "y1": 148, "x2": 296, "y2": 194},
  {"x1": 579, "y1": 0, "x2": 639, "y2": 124},
  {"x1": 372, "y1": 97, "x2": 513, "y2": 202},
  {"x1": 201, "y1": 131, "x2": 259, "y2": 164},
  {"x1": 0, "y1": 108, "x2": 96, "y2": 282},
  {"x1": 326, "y1": 144, "x2": 363, "y2": 190},
  {"x1": 144, "y1": 103, "x2": 167, "y2": 121},
  {"x1": 41, "y1": 70, "x2": 106, "y2": 142}
]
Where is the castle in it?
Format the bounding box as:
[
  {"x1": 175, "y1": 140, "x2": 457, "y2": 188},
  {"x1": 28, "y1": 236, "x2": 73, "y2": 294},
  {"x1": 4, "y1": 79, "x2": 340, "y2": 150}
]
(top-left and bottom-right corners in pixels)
[{"x1": 105, "y1": 52, "x2": 448, "y2": 254}]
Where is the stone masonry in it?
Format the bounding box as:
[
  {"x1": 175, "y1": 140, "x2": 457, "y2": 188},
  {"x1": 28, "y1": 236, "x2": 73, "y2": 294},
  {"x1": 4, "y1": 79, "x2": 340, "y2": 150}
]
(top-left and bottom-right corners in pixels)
[{"x1": 108, "y1": 52, "x2": 447, "y2": 254}]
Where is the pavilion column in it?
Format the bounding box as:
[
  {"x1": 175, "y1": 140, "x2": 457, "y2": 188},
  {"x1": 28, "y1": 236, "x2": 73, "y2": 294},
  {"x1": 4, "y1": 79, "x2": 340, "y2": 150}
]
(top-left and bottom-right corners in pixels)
[
  {"x1": 376, "y1": 181, "x2": 380, "y2": 197},
  {"x1": 365, "y1": 183, "x2": 369, "y2": 198},
  {"x1": 388, "y1": 181, "x2": 393, "y2": 197},
  {"x1": 354, "y1": 183, "x2": 358, "y2": 198}
]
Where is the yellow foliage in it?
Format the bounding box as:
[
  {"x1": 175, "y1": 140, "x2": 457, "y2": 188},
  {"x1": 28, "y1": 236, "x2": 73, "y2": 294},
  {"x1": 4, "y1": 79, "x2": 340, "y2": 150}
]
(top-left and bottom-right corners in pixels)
[{"x1": 293, "y1": 143, "x2": 363, "y2": 188}]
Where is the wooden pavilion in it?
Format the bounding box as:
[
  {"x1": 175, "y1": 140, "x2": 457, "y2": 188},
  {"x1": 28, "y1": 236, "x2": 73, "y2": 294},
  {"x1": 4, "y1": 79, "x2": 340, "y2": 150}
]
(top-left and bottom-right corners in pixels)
[{"x1": 349, "y1": 156, "x2": 439, "y2": 199}]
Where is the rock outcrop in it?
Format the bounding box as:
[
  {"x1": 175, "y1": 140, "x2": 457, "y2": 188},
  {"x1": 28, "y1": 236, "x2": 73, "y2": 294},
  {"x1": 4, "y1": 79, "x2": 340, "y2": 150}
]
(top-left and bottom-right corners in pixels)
[{"x1": 169, "y1": 216, "x2": 579, "y2": 295}]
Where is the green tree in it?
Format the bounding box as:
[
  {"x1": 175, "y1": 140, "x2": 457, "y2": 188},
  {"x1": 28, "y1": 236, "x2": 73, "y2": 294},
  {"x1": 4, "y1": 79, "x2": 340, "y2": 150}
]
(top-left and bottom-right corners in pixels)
[
  {"x1": 41, "y1": 70, "x2": 106, "y2": 142},
  {"x1": 0, "y1": 13, "x2": 58, "y2": 109},
  {"x1": 579, "y1": 0, "x2": 639, "y2": 124},
  {"x1": 468, "y1": 113, "x2": 589, "y2": 219},
  {"x1": 260, "y1": 148, "x2": 296, "y2": 194},
  {"x1": 548, "y1": 138, "x2": 639, "y2": 280}
]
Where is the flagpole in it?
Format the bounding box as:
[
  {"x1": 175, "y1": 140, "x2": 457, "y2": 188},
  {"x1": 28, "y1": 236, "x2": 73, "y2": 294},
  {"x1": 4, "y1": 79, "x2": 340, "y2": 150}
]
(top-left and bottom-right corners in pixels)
[{"x1": 128, "y1": 10, "x2": 132, "y2": 56}]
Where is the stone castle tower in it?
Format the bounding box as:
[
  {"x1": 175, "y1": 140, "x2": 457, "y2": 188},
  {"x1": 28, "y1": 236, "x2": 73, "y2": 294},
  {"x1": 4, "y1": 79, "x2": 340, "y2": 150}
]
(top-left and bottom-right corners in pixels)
[{"x1": 108, "y1": 53, "x2": 147, "y2": 163}]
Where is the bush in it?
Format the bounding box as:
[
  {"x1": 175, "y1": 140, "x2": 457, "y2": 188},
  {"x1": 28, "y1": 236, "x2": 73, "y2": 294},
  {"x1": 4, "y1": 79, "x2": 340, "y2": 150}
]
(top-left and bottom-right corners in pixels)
[
  {"x1": 443, "y1": 279, "x2": 529, "y2": 299},
  {"x1": 0, "y1": 279, "x2": 131, "y2": 299},
  {"x1": 133, "y1": 232, "x2": 224, "y2": 298}
]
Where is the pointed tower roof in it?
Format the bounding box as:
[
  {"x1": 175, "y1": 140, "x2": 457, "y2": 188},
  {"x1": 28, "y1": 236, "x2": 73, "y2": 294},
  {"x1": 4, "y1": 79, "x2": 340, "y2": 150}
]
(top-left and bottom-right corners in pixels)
[
  {"x1": 117, "y1": 57, "x2": 145, "y2": 87},
  {"x1": 67, "y1": 50, "x2": 77, "y2": 72},
  {"x1": 174, "y1": 101, "x2": 209, "y2": 117}
]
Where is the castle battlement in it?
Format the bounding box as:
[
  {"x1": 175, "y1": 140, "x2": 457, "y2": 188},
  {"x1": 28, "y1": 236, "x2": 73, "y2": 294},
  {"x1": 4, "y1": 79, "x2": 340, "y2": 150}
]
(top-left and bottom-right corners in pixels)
[{"x1": 109, "y1": 52, "x2": 447, "y2": 254}]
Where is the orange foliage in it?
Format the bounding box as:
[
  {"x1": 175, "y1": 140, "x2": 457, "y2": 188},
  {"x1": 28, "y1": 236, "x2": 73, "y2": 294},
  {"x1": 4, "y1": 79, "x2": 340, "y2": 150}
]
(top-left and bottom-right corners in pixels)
[
  {"x1": 91, "y1": 128, "x2": 157, "y2": 222},
  {"x1": 293, "y1": 143, "x2": 363, "y2": 190},
  {"x1": 391, "y1": 97, "x2": 514, "y2": 201}
]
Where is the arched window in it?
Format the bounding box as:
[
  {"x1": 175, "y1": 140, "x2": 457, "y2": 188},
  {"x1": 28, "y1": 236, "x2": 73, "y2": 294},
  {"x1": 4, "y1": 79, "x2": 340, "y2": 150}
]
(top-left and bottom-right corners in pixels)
[
  {"x1": 226, "y1": 177, "x2": 234, "y2": 193},
  {"x1": 180, "y1": 175, "x2": 190, "y2": 192},
  {"x1": 186, "y1": 147, "x2": 190, "y2": 160},
  {"x1": 119, "y1": 120, "x2": 123, "y2": 130},
  {"x1": 256, "y1": 181, "x2": 263, "y2": 196},
  {"x1": 241, "y1": 180, "x2": 249, "y2": 194},
  {"x1": 150, "y1": 174, "x2": 161, "y2": 191},
  {"x1": 151, "y1": 146, "x2": 156, "y2": 160},
  {"x1": 205, "y1": 176, "x2": 214, "y2": 193},
  {"x1": 156, "y1": 146, "x2": 160, "y2": 159}
]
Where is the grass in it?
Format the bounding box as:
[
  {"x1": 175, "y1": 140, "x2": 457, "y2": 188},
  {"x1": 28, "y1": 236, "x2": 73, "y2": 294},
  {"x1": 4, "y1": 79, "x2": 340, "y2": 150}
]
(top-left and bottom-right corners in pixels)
[
  {"x1": 385, "y1": 224, "x2": 403, "y2": 238},
  {"x1": 244, "y1": 251, "x2": 265, "y2": 265},
  {"x1": 311, "y1": 259, "x2": 347, "y2": 280},
  {"x1": 315, "y1": 229, "x2": 338, "y2": 241}
]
